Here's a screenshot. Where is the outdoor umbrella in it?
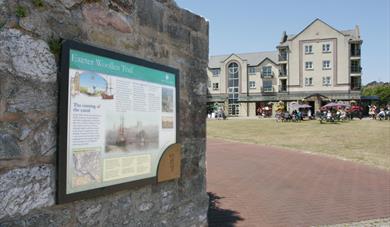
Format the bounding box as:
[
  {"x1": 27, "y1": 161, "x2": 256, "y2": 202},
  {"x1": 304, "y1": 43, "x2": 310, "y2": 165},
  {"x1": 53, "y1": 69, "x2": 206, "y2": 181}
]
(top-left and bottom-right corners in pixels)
[
  {"x1": 322, "y1": 102, "x2": 350, "y2": 109},
  {"x1": 289, "y1": 103, "x2": 312, "y2": 109},
  {"x1": 297, "y1": 104, "x2": 312, "y2": 108}
]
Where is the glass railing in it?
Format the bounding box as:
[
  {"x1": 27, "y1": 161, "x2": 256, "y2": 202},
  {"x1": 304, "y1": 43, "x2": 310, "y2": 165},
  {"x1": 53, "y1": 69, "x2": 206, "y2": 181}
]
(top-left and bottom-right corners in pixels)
[
  {"x1": 262, "y1": 87, "x2": 274, "y2": 92},
  {"x1": 261, "y1": 71, "x2": 274, "y2": 78}
]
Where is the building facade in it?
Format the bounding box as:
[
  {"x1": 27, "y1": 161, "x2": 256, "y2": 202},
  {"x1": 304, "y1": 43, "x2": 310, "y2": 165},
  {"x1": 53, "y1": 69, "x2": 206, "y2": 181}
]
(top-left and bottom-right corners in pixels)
[{"x1": 207, "y1": 19, "x2": 362, "y2": 116}]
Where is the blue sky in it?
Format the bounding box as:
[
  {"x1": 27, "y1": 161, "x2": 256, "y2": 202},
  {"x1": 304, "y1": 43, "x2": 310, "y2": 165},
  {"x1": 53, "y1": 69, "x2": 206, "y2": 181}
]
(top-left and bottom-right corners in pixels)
[
  {"x1": 175, "y1": 0, "x2": 390, "y2": 84},
  {"x1": 79, "y1": 72, "x2": 107, "y2": 90}
]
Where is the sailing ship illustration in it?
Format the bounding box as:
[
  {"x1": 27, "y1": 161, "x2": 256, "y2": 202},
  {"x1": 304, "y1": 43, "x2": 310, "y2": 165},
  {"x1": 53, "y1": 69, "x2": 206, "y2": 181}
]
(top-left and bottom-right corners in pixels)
[
  {"x1": 136, "y1": 121, "x2": 146, "y2": 146},
  {"x1": 116, "y1": 115, "x2": 126, "y2": 146},
  {"x1": 101, "y1": 77, "x2": 114, "y2": 99}
]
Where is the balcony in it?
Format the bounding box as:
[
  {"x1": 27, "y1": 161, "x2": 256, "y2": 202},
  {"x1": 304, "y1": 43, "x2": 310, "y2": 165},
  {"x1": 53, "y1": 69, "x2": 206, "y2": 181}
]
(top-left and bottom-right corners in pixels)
[
  {"x1": 350, "y1": 86, "x2": 361, "y2": 91},
  {"x1": 261, "y1": 87, "x2": 274, "y2": 93},
  {"x1": 351, "y1": 76, "x2": 361, "y2": 91},
  {"x1": 350, "y1": 43, "x2": 361, "y2": 57},
  {"x1": 278, "y1": 54, "x2": 288, "y2": 62},
  {"x1": 351, "y1": 49, "x2": 361, "y2": 57},
  {"x1": 261, "y1": 71, "x2": 274, "y2": 78},
  {"x1": 351, "y1": 66, "x2": 362, "y2": 74},
  {"x1": 279, "y1": 70, "x2": 287, "y2": 77},
  {"x1": 278, "y1": 85, "x2": 287, "y2": 93}
]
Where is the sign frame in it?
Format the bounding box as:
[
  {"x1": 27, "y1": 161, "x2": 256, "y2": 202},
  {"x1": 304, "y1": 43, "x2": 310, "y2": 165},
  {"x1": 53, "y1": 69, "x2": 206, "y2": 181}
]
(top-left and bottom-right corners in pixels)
[{"x1": 57, "y1": 40, "x2": 180, "y2": 204}]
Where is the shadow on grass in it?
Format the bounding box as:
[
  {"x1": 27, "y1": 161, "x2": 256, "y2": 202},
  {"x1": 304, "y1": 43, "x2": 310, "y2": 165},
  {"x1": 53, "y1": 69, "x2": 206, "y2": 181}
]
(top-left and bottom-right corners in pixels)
[{"x1": 208, "y1": 192, "x2": 244, "y2": 227}]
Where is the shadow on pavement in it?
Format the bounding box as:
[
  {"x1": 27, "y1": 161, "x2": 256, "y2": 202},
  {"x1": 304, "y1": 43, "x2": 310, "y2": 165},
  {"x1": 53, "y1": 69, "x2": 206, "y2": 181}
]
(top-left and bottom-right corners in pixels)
[{"x1": 207, "y1": 192, "x2": 244, "y2": 227}]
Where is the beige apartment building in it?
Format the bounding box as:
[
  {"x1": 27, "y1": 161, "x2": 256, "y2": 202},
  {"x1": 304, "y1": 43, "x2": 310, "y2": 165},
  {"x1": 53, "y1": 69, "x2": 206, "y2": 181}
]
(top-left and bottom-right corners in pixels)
[{"x1": 207, "y1": 19, "x2": 362, "y2": 116}]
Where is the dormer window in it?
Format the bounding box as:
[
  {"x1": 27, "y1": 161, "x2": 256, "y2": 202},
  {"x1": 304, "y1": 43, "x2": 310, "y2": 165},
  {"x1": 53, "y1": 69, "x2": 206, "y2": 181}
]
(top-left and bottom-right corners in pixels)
[
  {"x1": 248, "y1": 66, "x2": 257, "y2": 74},
  {"x1": 211, "y1": 68, "x2": 220, "y2": 76}
]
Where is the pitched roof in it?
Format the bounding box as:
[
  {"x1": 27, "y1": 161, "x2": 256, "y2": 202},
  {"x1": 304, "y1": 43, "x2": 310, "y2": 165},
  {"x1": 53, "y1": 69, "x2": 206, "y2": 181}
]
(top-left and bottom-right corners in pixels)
[
  {"x1": 340, "y1": 29, "x2": 358, "y2": 39},
  {"x1": 209, "y1": 51, "x2": 278, "y2": 68},
  {"x1": 281, "y1": 18, "x2": 360, "y2": 43}
]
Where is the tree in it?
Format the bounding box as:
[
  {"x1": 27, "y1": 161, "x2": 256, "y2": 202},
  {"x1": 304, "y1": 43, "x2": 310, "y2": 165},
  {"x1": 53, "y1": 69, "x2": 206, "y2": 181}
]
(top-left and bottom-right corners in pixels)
[{"x1": 362, "y1": 82, "x2": 390, "y2": 105}]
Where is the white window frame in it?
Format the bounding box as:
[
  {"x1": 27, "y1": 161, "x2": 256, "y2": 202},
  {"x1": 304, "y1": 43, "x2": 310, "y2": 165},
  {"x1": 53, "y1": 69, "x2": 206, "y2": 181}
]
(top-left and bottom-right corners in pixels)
[
  {"x1": 211, "y1": 68, "x2": 220, "y2": 77},
  {"x1": 212, "y1": 83, "x2": 219, "y2": 90},
  {"x1": 305, "y1": 45, "x2": 313, "y2": 54},
  {"x1": 322, "y1": 43, "x2": 331, "y2": 53},
  {"x1": 249, "y1": 81, "x2": 256, "y2": 89},
  {"x1": 248, "y1": 66, "x2": 257, "y2": 74},
  {"x1": 322, "y1": 76, "x2": 332, "y2": 86},
  {"x1": 263, "y1": 80, "x2": 273, "y2": 92},
  {"x1": 305, "y1": 77, "x2": 313, "y2": 86},
  {"x1": 305, "y1": 61, "x2": 313, "y2": 70},
  {"x1": 262, "y1": 66, "x2": 273, "y2": 76},
  {"x1": 322, "y1": 60, "x2": 331, "y2": 70}
]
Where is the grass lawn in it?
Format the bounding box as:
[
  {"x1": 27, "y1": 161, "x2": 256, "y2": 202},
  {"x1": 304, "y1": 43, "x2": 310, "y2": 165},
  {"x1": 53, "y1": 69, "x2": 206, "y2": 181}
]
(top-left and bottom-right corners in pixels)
[{"x1": 207, "y1": 119, "x2": 390, "y2": 170}]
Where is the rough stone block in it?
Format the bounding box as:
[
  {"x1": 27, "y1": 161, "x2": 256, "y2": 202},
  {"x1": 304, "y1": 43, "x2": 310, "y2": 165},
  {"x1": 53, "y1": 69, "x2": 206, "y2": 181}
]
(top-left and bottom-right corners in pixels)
[
  {"x1": 0, "y1": 29, "x2": 57, "y2": 83},
  {"x1": 0, "y1": 132, "x2": 21, "y2": 159},
  {"x1": 136, "y1": 0, "x2": 164, "y2": 32},
  {"x1": 0, "y1": 165, "x2": 55, "y2": 219},
  {"x1": 82, "y1": 3, "x2": 132, "y2": 33}
]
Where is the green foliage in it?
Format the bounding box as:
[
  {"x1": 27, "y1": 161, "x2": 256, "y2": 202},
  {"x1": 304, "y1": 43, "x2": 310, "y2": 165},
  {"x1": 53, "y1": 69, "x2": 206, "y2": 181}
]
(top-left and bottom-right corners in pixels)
[
  {"x1": 15, "y1": 5, "x2": 27, "y2": 18},
  {"x1": 362, "y1": 83, "x2": 390, "y2": 104},
  {"x1": 48, "y1": 38, "x2": 61, "y2": 56},
  {"x1": 32, "y1": 0, "x2": 44, "y2": 7}
]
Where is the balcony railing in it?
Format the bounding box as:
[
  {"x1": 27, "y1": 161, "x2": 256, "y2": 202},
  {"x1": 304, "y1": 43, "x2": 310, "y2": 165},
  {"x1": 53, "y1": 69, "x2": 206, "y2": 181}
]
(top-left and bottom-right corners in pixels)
[
  {"x1": 262, "y1": 87, "x2": 274, "y2": 93},
  {"x1": 350, "y1": 86, "x2": 361, "y2": 91},
  {"x1": 278, "y1": 85, "x2": 287, "y2": 92},
  {"x1": 351, "y1": 67, "x2": 362, "y2": 74},
  {"x1": 278, "y1": 54, "x2": 288, "y2": 61},
  {"x1": 261, "y1": 71, "x2": 274, "y2": 78},
  {"x1": 279, "y1": 70, "x2": 287, "y2": 77},
  {"x1": 351, "y1": 49, "x2": 361, "y2": 57}
]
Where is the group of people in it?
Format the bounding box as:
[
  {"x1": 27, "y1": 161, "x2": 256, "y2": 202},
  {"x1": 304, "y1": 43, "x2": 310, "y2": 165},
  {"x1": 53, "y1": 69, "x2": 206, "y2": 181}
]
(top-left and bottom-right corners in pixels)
[
  {"x1": 369, "y1": 104, "x2": 390, "y2": 120},
  {"x1": 207, "y1": 107, "x2": 227, "y2": 120},
  {"x1": 316, "y1": 108, "x2": 349, "y2": 123},
  {"x1": 276, "y1": 109, "x2": 312, "y2": 122}
]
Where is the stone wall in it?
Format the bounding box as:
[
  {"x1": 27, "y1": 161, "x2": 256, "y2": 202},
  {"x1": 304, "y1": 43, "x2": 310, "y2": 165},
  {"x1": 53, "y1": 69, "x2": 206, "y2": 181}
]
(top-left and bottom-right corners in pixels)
[{"x1": 0, "y1": 0, "x2": 209, "y2": 226}]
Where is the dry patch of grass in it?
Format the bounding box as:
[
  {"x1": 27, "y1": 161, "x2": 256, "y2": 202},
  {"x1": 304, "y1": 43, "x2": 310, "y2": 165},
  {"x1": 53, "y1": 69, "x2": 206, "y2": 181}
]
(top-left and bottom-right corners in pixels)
[{"x1": 207, "y1": 119, "x2": 390, "y2": 170}]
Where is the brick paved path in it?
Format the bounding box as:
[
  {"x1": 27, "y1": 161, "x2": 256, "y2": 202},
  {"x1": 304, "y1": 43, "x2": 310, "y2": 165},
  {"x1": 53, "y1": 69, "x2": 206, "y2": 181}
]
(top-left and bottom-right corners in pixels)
[{"x1": 207, "y1": 139, "x2": 390, "y2": 227}]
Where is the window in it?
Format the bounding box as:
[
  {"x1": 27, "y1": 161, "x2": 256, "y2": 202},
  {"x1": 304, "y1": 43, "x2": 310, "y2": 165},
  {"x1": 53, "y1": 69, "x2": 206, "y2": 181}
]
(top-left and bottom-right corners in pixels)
[
  {"x1": 305, "y1": 77, "x2": 313, "y2": 86},
  {"x1": 322, "y1": 60, "x2": 331, "y2": 69},
  {"x1": 322, "y1": 76, "x2": 332, "y2": 86},
  {"x1": 351, "y1": 43, "x2": 361, "y2": 56},
  {"x1": 249, "y1": 81, "x2": 256, "y2": 89},
  {"x1": 305, "y1": 61, "x2": 313, "y2": 70},
  {"x1": 212, "y1": 83, "x2": 219, "y2": 90},
  {"x1": 228, "y1": 63, "x2": 240, "y2": 115},
  {"x1": 351, "y1": 76, "x2": 361, "y2": 90},
  {"x1": 351, "y1": 60, "x2": 361, "y2": 73},
  {"x1": 248, "y1": 66, "x2": 257, "y2": 74},
  {"x1": 211, "y1": 68, "x2": 220, "y2": 76},
  {"x1": 208, "y1": 80, "x2": 211, "y2": 87},
  {"x1": 305, "y1": 45, "x2": 313, "y2": 54},
  {"x1": 322, "y1": 43, "x2": 331, "y2": 53},
  {"x1": 262, "y1": 66, "x2": 273, "y2": 76},
  {"x1": 263, "y1": 80, "x2": 273, "y2": 92}
]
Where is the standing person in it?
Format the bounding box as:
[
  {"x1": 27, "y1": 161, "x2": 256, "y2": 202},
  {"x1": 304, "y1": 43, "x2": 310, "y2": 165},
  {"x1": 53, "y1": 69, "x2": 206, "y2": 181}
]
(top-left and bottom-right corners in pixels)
[
  {"x1": 221, "y1": 108, "x2": 227, "y2": 120},
  {"x1": 307, "y1": 109, "x2": 312, "y2": 120},
  {"x1": 217, "y1": 107, "x2": 222, "y2": 120}
]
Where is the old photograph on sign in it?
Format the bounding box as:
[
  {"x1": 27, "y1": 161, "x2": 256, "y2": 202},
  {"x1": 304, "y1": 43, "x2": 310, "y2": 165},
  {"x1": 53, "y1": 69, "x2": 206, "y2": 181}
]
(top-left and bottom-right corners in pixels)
[{"x1": 105, "y1": 112, "x2": 159, "y2": 153}]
